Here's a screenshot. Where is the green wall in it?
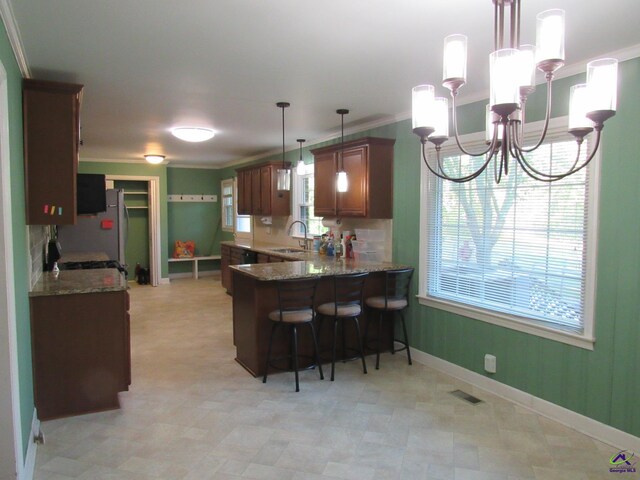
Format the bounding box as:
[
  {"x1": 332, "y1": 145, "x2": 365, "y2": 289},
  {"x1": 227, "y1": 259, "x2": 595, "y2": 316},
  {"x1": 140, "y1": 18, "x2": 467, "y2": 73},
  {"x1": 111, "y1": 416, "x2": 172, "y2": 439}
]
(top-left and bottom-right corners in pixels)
[
  {"x1": 391, "y1": 59, "x2": 640, "y2": 437},
  {"x1": 221, "y1": 58, "x2": 640, "y2": 438},
  {"x1": 0, "y1": 20, "x2": 34, "y2": 457},
  {"x1": 78, "y1": 162, "x2": 169, "y2": 278},
  {"x1": 167, "y1": 167, "x2": 222, "y2": 274}
]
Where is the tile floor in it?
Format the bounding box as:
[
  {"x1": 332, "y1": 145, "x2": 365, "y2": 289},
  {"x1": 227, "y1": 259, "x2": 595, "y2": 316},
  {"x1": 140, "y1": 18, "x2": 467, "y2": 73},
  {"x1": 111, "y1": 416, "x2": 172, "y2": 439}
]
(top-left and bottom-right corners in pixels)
[{"x1": 33, "y1": 276, "x2": 629, "y2": 479}]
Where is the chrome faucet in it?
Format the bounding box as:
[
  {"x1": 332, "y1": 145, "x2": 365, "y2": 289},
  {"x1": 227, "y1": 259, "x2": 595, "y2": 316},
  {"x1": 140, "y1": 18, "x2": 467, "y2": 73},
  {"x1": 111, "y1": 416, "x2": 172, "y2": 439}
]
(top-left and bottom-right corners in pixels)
[{"x1": 288, "y1": 220, "x2": 309, "y2": 250}]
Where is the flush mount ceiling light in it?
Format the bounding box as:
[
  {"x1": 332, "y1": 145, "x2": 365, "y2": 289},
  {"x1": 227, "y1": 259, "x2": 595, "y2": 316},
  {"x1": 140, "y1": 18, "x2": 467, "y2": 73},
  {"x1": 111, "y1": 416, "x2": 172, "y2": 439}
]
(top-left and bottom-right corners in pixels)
[
  {"x1": 144, "y1": 154, "x2": 165, "y2": 164},
  {"x1": 276, "y1": 102, "x2": 291, "y2": 191},
  {"x1": 296, "y1": 139, "x2": 306, "y2": 175},
  {"x1": 170, "y1": 127, "x2": 215, "y2": 143},
  {"x1": 336, "y1": 109, "x2": 349, "y2": 193},
  {"x1": 412, "y1": 0, "x2": 618, "y2": 184}
]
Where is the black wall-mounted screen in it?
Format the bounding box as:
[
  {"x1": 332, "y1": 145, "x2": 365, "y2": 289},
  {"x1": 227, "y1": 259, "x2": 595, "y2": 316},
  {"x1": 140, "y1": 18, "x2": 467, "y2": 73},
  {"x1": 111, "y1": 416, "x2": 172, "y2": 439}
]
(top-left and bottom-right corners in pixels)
[{"x1": 77, "y1": 174, "x2": 106, "y2": 215}]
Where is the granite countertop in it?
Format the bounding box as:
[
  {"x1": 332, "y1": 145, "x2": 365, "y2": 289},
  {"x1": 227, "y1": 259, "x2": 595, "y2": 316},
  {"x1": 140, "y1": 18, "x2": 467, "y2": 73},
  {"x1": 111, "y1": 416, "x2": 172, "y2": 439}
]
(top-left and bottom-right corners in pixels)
[
  {"x1": 221, "y1": 240, "x2": 313, "y2": 261},
  {"x1": 29, "y1": 269, "x2": 128, "y2": 297},
  {"x1": 230, "y1": 257, "x2": 411, "y2": 281},
  {"x1": 58, "y1": 252, "x2": 110, "y2": 263}
]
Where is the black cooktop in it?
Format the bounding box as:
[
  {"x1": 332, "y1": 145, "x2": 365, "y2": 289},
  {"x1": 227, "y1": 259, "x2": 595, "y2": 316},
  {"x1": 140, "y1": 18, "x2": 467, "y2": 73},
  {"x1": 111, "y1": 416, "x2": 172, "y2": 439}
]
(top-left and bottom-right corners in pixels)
[{"x1": 59, "y1": 260, "x2": 127, "y2": 276}]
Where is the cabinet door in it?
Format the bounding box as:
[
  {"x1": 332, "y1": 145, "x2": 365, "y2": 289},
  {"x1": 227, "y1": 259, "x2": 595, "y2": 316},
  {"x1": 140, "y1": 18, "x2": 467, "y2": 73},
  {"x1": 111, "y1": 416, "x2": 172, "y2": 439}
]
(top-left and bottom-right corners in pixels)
[
  {"x1": 221, "y1": 245, "x2": 231, "y2": 290},
  {"x1": 241, "y1": 170, "x2": 253, "y2": 214},
  {"x1": 237, "y1": 171, "x2": 248, "y2": 215},
  {"x1": 251, "y1": 168, "x2": 262, "y2": 214},
  {"x1": 23, "y1": 80, "x2": 83, "y2": 225},
  {"x1": 260, "y1": 166, "x2": 272, "y2": 215},
  {"x1": 313, "y1": 152, "x2": 337, "y2": 217},
  {"x1": 337, "y1": 145, "x2": 367, "y2": 217}
]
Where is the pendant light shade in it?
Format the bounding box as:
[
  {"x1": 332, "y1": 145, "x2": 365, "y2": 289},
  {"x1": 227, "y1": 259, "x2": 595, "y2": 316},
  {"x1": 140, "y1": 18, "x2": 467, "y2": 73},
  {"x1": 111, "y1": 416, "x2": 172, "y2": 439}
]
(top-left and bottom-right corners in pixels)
[
  {"x1": 276, "y1": 102, "x2": 291, "y2": 191},
  {"x1": 296, "y1": 139, "x2": 306, "y2": 175},
  {"x1": 336, "y1": 109, "x2": 349, "y2": 193}
]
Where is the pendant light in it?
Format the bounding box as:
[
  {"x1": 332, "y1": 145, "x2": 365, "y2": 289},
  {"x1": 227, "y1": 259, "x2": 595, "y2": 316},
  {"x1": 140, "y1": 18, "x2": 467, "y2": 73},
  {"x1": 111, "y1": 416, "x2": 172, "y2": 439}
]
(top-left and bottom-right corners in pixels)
[
  {"x1": 336, "y1": 109, "x2": 349, "y2": 193},
  {"x1": 296, "y1": 139, "x2": 306, "y2": 175},
  {"x1": 276, "y1": 102, "x2": 291, "y2": 191}
]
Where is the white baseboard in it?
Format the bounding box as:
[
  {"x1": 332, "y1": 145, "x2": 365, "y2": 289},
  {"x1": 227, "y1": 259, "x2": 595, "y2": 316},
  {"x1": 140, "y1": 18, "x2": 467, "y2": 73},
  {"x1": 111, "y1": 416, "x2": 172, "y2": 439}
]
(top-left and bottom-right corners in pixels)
[
  {"x1": 21, "y1": 409, "x2": 38, "y2": 480},
  {"x1": 409, "y1": 347, "x2": 640, "y2": 453},
  {"x1": 158, "y1": 277, "x2": 170, "y2": 285},
  {"x1": 168, "y1": 270, "x2": 219, "y2": 280}
]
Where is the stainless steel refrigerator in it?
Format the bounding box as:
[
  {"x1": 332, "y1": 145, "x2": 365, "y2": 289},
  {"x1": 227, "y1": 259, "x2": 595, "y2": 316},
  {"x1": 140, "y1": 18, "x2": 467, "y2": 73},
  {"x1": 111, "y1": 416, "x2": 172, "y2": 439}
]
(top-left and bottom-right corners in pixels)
[{"x1": 58, "y1": 189, "x2": 127, "y2": 265}]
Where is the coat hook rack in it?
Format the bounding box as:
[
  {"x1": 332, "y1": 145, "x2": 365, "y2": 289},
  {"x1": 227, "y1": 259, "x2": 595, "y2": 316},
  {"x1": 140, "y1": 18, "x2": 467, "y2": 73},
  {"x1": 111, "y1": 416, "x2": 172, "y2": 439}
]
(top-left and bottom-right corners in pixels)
[{"x1": 168, "y1": 194, "x2": 217, "y2": 203}]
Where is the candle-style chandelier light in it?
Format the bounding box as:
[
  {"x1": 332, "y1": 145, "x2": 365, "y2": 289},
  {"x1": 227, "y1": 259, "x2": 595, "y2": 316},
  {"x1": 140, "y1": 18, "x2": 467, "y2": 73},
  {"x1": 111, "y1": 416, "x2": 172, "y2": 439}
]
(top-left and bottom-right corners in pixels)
[{"x1": 411, "y1": 0, "x2": 618, "y2": 183}]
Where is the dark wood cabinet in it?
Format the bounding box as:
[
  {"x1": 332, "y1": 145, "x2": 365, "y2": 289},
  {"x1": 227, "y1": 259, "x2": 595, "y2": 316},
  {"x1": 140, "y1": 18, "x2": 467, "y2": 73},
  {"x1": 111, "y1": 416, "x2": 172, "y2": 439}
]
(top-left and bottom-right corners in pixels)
[
  {"x1": 237, "y1": 170, "x2": 252, "y2": 215},
  {"x1": 236, "y1": 161, "x2": 290, "y2": 216},
  {"x1": 313, "y1": 151, "x2": 338, "y2": 217},
  {"x1": 221, "y1": 244, "x2": 231, "y2": 290},
  {"x1": 30, "y1": 289, "x2": 130, "y2": 420},
  {"x1": 23, "y1": 79, "x2": 83, "y2": 225},
  {"x1": 311, "y1": 137, "x2": 395, "y2": 219}
]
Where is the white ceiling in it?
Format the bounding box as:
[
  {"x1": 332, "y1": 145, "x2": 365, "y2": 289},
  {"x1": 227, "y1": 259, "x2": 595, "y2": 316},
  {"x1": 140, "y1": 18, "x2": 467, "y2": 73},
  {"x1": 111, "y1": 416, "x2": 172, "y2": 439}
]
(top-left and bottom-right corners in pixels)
[{"x1": 8, "y1": 0, "x2": 640, "y2": 167}]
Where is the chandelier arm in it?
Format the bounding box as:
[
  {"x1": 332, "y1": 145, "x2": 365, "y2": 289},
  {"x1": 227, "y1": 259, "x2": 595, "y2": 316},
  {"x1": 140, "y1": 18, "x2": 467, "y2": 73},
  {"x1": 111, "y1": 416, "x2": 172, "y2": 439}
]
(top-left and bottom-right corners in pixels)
[
  {"x1": 509, "y1": 121, "x2": 521, "y2": 159},
  {"x1": 421, "y1": 142, "x2": 490, "y2": 183},
  {"x1": 451, "y1": 92, "x2": 499, "y2": 157},
  {"x1": 516, "y1": 76, "x2": 554, "y2": 154},
  {"x1": 514, "y1": 131, "x2": 601, "y2": 182},
  {"x1": 515, "y1": 127, "x2": 600, "y2": 179}
]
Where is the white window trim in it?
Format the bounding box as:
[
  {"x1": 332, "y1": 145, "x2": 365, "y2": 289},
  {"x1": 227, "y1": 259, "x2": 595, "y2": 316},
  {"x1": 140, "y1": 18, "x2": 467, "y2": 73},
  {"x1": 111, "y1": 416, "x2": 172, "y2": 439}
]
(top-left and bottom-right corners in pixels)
[
  {"x1": 221, "y1": 178, "x2": 234, "y2": 233},
  {"x1": 417, "y1": 116, "x2": 599, "y2": 350},
  {"x1": 292, "y1": 163, "x2": 324, "y2": 239}
]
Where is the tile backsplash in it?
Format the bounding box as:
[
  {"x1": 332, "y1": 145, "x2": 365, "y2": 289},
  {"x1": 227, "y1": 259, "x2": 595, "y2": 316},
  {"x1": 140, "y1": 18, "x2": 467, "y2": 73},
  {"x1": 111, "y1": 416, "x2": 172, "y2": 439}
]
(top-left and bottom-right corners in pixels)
[
  {"x1": 28, "y1": 225, "x2": 47, "y2": 288},
  {"x1": 252, "y1": 216, "x2": 393, "y2": 261}
]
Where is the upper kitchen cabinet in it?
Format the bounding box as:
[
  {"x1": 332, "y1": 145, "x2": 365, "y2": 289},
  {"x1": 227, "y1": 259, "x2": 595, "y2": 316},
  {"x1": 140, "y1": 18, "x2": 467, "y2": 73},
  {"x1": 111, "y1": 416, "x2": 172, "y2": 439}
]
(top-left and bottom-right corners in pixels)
[
  {"x1": 311, "y1": 137, "x2": 395, "y2": 218},
  {"x1": 236, "y1": 161, "x2": 291, "y2": 216},
  {"x1": 23, "y1": 79, "x2": 84, "y2": 225}
]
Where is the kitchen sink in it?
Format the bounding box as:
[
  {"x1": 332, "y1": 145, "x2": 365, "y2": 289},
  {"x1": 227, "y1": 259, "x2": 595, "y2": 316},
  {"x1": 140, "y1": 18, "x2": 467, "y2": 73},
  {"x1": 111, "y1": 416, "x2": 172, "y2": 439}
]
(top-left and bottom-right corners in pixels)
[{"x1": 269, "y1": 248, "x2": 305, "y2": 253}]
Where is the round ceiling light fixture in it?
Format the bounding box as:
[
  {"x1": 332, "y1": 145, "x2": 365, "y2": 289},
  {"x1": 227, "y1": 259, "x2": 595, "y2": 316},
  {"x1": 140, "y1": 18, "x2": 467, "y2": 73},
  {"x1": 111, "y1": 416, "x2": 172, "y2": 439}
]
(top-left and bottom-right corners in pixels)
[
  {"x1": 171, "y1": 127, "x2": 215, "y2": 142},
  {"x1": 144, "y1": 154, "x2": 165, "y2": 164}
]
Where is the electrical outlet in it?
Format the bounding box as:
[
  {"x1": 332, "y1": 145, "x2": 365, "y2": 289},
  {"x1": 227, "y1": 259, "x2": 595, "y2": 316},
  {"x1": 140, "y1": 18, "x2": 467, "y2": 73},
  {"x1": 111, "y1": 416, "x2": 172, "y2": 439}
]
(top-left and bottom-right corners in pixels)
[{"x1": 484, "y1": 354, "x2": 496, "y2": 374}]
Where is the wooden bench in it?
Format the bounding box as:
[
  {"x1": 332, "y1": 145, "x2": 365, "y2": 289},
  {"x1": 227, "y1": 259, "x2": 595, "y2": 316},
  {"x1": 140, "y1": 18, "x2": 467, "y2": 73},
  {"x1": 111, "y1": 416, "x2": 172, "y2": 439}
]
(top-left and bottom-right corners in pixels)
[{"x1": 168, "y1": 255, "x2": 221, "y2": 279}]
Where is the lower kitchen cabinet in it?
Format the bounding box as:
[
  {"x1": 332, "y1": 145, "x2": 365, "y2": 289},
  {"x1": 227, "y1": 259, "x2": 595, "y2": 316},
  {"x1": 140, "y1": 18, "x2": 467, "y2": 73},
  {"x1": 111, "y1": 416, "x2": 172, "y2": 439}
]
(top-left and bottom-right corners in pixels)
[{"x1": 30, "y1": 289, "x2": 130, "y2": 420}]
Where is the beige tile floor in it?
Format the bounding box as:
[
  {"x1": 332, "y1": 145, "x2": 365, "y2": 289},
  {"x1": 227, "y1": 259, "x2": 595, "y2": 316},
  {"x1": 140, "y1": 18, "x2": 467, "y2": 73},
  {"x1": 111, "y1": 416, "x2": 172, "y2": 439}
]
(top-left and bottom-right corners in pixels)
[{"x1": 33, "y1": 276, "x2": 629, "y2": 480}]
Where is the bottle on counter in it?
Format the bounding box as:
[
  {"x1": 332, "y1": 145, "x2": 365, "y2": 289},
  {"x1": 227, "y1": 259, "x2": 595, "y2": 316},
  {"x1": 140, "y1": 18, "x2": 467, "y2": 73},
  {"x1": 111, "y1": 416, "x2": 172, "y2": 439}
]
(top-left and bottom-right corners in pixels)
[
  {"x1": 335, "y1": 234, "x2": 343, "y2": 259},
  {"x1": 319, "y1": 234, "x2": 328, "y2": 255},
  {"x1": 326, "y1": 234, "x2": 335, "y2": 257},
  {"x1": 52, "y1": 261, "x2": 60, "y2": 277}
]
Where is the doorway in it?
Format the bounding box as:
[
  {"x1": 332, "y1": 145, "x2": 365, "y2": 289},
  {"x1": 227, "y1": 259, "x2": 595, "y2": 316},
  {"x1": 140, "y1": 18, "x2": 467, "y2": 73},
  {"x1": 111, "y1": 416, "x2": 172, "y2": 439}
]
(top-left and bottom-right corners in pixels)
[{"x1": 106, "y1": 175, "x2": 161, "y2": 286}]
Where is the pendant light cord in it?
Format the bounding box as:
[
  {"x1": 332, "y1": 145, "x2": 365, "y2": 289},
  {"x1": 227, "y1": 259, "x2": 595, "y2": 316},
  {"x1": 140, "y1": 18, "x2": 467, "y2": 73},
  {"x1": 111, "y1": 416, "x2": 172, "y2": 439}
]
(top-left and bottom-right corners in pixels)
[
  {"x1": 276, "y1": 102, "x2": 290, "y2": 169},
  {"x1": 337, "y1": 109, "x2": 349, "y2": 171},
  {"x1": 281, "y1": 105, "x2": 285, "y2": 168}
]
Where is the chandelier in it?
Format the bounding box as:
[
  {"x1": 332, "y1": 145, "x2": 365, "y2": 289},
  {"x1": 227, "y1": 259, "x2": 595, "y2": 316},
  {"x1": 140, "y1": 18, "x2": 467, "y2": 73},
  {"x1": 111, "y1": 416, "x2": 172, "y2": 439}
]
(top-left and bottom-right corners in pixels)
[{"x1": 411, "y1": 0, "x2": 618, "y2": 183}]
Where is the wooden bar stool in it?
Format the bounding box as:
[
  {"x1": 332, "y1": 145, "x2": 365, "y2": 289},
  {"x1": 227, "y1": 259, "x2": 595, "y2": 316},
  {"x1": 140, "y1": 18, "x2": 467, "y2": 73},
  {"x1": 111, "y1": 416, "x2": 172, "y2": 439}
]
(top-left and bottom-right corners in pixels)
[
  {"x1": 263, "y1": 277, "x2": 324, "y2": 392},
  {"x1": 364, "y1": 268, "x2": 414, "y2": 370},
  {"x1": 316, "y1": 272, "x2": 368, "y2": 381}
]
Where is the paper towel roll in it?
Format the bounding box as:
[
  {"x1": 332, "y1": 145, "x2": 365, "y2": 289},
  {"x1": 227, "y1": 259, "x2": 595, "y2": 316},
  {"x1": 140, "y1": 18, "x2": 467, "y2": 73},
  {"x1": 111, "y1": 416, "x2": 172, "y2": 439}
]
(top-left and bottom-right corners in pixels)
[{"x1": 321, "y1": 218, "x2": 342, "y2": 228}]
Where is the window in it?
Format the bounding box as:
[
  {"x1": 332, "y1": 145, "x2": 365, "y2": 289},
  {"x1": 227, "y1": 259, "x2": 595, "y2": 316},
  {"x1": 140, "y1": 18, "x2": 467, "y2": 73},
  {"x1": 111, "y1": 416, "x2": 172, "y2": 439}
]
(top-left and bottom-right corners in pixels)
[
  {"x1": 419, "y1": 120, "x2": 599, "y2": 349},
  {"x1": 234, "y1": 178, "x2": 252, "y2": 238},
  {"x1": 293, "y1": 163, "x2": 326, "y2": 237},
  {"x1": 221, "y1": 179, "x2": 234, "y2": 232}
]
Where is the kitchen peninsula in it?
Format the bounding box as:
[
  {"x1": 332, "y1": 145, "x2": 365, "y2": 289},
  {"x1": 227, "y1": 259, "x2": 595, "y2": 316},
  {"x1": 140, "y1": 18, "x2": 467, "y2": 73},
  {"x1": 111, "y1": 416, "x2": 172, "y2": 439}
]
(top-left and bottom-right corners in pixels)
[
  {"x1": 229, "y1": 246, "x2": 411, "y2": 377},
  {"x1": 29, "y1": 264, "x2": 130, "y2": 420}
]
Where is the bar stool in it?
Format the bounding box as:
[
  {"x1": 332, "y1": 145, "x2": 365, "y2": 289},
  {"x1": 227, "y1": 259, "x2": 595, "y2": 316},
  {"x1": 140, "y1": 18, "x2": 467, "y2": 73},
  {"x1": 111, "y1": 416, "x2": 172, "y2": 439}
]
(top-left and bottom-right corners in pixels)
[
  {"x1": 316, "y1": 272, "x2": 368, "y2": 381},
  {"x1": 364, "y1": 268, "x2": 414, "y2": 370},
  {"x1": 263, "y1": 277, "x2": 324, "y2": 392}
]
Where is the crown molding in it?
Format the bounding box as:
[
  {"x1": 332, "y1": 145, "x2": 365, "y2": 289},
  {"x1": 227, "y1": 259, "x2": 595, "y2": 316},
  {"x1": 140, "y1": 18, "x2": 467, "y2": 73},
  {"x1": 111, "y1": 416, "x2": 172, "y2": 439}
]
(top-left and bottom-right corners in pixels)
[{"x1": 0, "y1": 0, "x2": 30, "y2": 78}]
